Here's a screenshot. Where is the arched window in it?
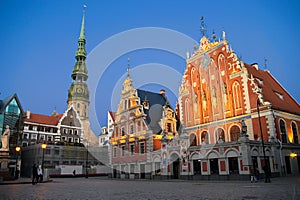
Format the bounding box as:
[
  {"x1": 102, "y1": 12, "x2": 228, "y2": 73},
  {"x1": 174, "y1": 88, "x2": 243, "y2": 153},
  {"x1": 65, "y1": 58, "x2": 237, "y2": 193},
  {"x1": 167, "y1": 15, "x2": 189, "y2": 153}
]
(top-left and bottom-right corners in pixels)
[
  {"x1": 232, "y1": 81, "x2": 242, "y2": 109},
  {"x1": 190, "y1": 133, "x2": 197, "y2": 146},
  {"x1": 191, "y1": 67, "x2": 199, "y2": 89},
  {"x1": 77, "y1": 103, "x2": 80, "y2": 109},
  {"x1": 279, "y1": 119, "x2": 287, "y2": 143},
  {"x1": 215, "y1": 128, "x2": 225, "y2": 143},
  {"x1": 201, "y1": 131, "x2": 209, "y2": 144},
  {"x1": 230, "y1": 125, "x2": 240, "y2": 142},
  {"x1": 217, "y1": 54, "x2": 225, "y2": 69},
  {"x1": 292, "y1": 122, "x2": 299, "y2": 144},
  {"x1": 185, "y1": 99, "x2": 190, "y2": 124}
]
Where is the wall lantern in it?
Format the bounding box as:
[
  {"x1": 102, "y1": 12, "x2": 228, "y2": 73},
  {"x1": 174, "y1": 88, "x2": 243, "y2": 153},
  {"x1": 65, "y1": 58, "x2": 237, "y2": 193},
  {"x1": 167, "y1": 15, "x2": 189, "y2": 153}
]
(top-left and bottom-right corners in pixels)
[{"x1": 289, "y1": 152, "x2": 297, "y2": 158}]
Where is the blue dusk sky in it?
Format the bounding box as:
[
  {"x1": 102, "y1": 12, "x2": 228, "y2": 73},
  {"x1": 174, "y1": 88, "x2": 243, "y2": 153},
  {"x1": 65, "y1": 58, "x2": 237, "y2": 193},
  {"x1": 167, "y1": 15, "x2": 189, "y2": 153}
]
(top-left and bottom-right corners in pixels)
[{"x1": 1, "y1": 0, "x2": 300, "y2": 134}]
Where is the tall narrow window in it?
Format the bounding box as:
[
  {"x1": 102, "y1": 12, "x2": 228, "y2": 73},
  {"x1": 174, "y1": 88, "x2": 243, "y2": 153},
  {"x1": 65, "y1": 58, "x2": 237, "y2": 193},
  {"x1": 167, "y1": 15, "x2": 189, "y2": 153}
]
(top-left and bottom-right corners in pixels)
[
  {"x1": 130, "y1": 144, "x2": 134, "y2": 156},
  {"x1": 185, "y1": 99, "x2": 190, "y2": 124},
  {"x1": 140, "y1": 143, "x2": 145, "y2": 154},
  {"x1": 121, "y1": 146, "x2": 125, "y2": 157},
  {"x1": 292, "y1": 122, "x2": 298, "y2": 144},
  {"x1": 130, "y1": 124, "x2": 134, "y2": 134},
  {"x1": 113, "y1": 147, "x2": 117, "y2": 158},
  {"x1": 279, "y1": 119, "x2": 287, "y2": 143},
  {"x1": 232, "y1": 82, "x2": 242, "y2": 109},
  {"x1": 121, "y1": 127, "x2": 125, "y2": 136}
]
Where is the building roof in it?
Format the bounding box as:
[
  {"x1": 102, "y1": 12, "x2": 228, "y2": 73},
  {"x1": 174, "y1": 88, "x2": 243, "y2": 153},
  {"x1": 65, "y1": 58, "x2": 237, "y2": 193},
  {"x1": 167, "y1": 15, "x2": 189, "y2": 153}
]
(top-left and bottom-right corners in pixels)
[
  {"x1": 137, "y1": 89, "x2": 168, "y2": 134},
  {"x1": 25, "y1": 113, "x2": 63, "y2": 126},
  {"x1": 108, "y1": 111, "x2": 115, "y2": 122},
  {"x1": 0, "y1": 93, "x2": 24, "y2": 115},
  {"x1": 245, "y1": 64, "x2": 300, "y2": 115}
]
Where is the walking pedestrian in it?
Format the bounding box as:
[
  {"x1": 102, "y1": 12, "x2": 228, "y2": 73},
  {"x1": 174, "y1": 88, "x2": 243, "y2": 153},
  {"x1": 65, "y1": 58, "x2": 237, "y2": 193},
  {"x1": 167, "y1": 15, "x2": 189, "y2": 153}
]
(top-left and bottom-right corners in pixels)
[
  {"x1": 37, "y1": 165, "x2": 43, "y2": 182},
  {"x1": 32, "y1": 164, "x2": 38, "y2": 185},
  {"x1": 263, "y1": 165, "x2": 271, "y2": 183},
  {"x1": 250, "y1": 166, "x2": 257, "y2": 183}
]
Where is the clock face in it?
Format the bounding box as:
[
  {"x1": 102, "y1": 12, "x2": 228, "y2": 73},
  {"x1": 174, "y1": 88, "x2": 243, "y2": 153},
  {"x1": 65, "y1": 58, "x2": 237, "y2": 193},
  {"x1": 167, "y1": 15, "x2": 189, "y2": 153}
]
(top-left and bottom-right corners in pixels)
[
  {"x1": 201, "y1": 54, "x2": 210, "y2": 70},
  {"x1": 77, "y1": 88, "x2": 83, "y2": 94}
]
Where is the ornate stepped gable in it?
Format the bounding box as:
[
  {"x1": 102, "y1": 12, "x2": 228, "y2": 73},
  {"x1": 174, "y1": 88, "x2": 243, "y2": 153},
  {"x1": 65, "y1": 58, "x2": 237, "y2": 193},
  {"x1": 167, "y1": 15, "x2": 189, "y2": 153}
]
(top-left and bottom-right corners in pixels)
[
  {"x1": 110, "y1": 73, "x2": 178, "y2": 150},
  {"x1": 179, "y1": 33, "x2": 245, "y2": 127},
  {"x1": 179, "y1": 30, "x2": 300, "y2": 145}
]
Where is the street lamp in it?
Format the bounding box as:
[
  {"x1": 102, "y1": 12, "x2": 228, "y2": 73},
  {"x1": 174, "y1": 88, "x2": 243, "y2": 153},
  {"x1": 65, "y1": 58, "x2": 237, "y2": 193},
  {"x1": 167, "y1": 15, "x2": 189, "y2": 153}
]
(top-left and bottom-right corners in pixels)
[
  {"x1": 85, "y1": 140, "x2": 89, "y2": 178},
  {"x1": 15, "y1": 146, "x2": 21, "y2": 179},
  {"x1": 41, "y1": 142, "x2": 47, "y2": 174},
  {"x1": 257, "y1": 98, "x2": 270, "y2": 182}
]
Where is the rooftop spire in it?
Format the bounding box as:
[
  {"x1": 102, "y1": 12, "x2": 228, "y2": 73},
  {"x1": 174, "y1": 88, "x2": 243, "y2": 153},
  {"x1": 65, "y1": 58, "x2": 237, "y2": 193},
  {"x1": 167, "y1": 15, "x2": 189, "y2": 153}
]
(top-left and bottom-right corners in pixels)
[
  {"x1": 127, "y1": 57, "x2": 131, "y2": 76},
  {"x1": 79, "y1": 5, "x2": 87, "y2": 40},
  {"x1": 200, "y1": 16, "x2": 207, "y2": 37}
]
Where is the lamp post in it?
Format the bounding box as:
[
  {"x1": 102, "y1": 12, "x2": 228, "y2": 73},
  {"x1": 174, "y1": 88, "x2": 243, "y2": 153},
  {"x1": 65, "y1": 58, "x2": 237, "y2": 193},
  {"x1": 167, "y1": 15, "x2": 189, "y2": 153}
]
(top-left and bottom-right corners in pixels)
[
  {"x1": 41, "y1": 143, "x2": 47, "y2": 174},
  {"x1": 15, "y1": 146, "x2": 21, "y2": 179},
  {"x1": 85, "y1": 140, "x2": 89, "y2": 178},
  {"x1": 257, "y1": 98, "x2": 270, "y2": 182}
]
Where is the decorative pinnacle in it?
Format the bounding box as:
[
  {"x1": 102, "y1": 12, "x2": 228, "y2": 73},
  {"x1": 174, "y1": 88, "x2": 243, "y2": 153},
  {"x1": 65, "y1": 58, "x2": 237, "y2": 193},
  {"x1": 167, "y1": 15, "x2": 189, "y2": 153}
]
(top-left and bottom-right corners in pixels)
[
  {"x1": 200, "y1": 16, "x2": 207, "y2": 37},
  {"x1": 127, "y1": 57, "x2": 131, "y2": 75}
]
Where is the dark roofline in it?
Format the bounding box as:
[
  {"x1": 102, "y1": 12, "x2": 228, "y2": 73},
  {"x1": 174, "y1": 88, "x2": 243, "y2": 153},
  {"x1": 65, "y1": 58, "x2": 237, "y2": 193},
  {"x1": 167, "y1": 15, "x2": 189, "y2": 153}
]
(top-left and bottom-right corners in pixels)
[{"x1": 0, "y1": 93, "x2": 24, "y2": 115}]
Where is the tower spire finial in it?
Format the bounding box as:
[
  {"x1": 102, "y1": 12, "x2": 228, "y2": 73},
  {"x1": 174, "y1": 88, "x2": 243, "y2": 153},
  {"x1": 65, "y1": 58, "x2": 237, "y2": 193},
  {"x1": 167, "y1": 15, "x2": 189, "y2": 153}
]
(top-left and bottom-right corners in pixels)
[
  {"x1": 200, "y1": 16, "x2": 207, "y2": 37},
  {"x1": 127, "y1": 57, "x2": 131, "y2": 76},
  {"x1": 79, "y1": 4, "x2": 87, "y2": 40}
]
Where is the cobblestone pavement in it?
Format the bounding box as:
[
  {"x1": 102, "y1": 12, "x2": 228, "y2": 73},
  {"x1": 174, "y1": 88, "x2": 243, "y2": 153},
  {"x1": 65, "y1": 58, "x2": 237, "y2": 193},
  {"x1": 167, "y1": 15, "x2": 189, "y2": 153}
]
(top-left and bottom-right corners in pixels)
[{"x1": 0, "y1": 176, "x2": 299, "y2": 200}]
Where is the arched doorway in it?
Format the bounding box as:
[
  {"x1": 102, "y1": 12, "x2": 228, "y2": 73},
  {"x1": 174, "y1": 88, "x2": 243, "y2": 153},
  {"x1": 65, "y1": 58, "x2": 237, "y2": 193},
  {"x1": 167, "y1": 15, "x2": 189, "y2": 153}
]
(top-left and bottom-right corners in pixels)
[
  {"x1": 191, "y1": 153, "x2": 201, "y2": 175},
  {"x1": 170, "y1": 153, "x2": 180, "y2": 179}
]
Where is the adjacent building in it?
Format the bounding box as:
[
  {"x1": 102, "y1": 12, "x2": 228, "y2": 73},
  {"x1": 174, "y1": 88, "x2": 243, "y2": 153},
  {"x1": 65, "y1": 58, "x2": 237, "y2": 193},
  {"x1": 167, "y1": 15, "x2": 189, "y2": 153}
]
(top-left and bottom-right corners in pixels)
[
  {"x1": 174, "y1": 31, "x2": 300, "y2": 179},
  {"x1": 0, "y1": 94, "x2": 24, "y2": 180},
  {"x1": 109, "y1": 72, "x2": 179, "y2": 179},
  {"x1": 99, "y1": 111, "x2": 115, "y2": 147}
]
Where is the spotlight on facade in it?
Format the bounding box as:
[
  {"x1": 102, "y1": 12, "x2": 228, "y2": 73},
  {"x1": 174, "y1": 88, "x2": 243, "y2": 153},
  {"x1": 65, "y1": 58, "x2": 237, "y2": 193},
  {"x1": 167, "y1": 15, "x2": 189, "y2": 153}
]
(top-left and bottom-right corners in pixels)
[
  {"x1": 16, "y1": 146, "x2": 21, "y2": 152},
  {"x1": 289, "y1": 152, "x2": 297, "y2": 158},
  {"x1": 41, "y1": 143, "x2": 47, "y2": 172},
  {"x1": 15, "y1": 146, "x2": 21, "y2": 179}
]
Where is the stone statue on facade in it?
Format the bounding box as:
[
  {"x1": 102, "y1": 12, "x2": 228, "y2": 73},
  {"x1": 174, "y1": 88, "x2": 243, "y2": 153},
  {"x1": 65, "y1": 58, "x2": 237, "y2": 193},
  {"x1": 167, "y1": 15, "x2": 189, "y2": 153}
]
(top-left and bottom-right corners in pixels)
[{"x1": 0, "y1": 125, "x2": 10, "y2": 151}]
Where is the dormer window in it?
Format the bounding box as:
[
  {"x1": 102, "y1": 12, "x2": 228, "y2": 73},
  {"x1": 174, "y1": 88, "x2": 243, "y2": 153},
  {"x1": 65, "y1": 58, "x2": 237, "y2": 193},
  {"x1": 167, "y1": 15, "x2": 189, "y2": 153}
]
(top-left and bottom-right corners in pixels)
[
  {"x1": 143, "y1": 100, "x2": 149, "y2": 109},
  {"x1": 121, "y1": 127, "x2": 125, "y2": 136},
  {"x1": 255, "y1": 78, "x2": 263, "y2": 85},
  {"x1": 275, "y1": 92, "x2": 283, "y2": 100}
]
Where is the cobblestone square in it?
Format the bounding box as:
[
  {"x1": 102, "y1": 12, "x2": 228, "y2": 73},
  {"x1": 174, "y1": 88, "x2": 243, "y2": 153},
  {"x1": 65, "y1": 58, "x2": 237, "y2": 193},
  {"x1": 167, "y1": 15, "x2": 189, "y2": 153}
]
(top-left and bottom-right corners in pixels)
[{"x1": 0, "y1": 176, "x2": 299, "y2": 200}]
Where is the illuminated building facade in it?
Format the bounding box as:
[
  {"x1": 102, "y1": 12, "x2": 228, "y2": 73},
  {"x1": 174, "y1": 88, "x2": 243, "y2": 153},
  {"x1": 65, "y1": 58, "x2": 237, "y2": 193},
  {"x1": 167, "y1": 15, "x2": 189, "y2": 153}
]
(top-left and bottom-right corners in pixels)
[
  {"x1": 109, "y1": 73, "x2": 179, "y2": 179},
  {"x1": 109, "y1": 28, "x2": 300, "y2": 180},
  {"x1": 175, "y1": 30, "x2": 300, "y2": 179}
]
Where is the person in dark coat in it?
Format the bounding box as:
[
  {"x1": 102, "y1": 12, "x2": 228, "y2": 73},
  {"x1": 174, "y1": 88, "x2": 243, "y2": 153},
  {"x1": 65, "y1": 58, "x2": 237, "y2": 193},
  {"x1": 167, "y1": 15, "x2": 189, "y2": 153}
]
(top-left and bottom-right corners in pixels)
[
  {"x1": 263, "y1": 165, "x2": 271, "y2": 183},
  {"x1": 32, "y1": 164, "x2": 38, "y2": 185}
]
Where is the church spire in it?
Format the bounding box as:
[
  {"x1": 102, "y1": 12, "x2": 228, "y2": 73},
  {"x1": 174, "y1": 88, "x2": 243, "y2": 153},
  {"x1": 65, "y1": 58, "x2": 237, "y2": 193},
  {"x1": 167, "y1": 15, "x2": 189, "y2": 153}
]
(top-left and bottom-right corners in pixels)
[
  {"x1": 68, "y1": 5, "x2": 90, "y2": 120},
  {"x1": 79, "y1": 5, "x2": 86, "y2": 40},
  {"x1": 75, "y1": 5, "x2": 87, "y2": 62}
]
